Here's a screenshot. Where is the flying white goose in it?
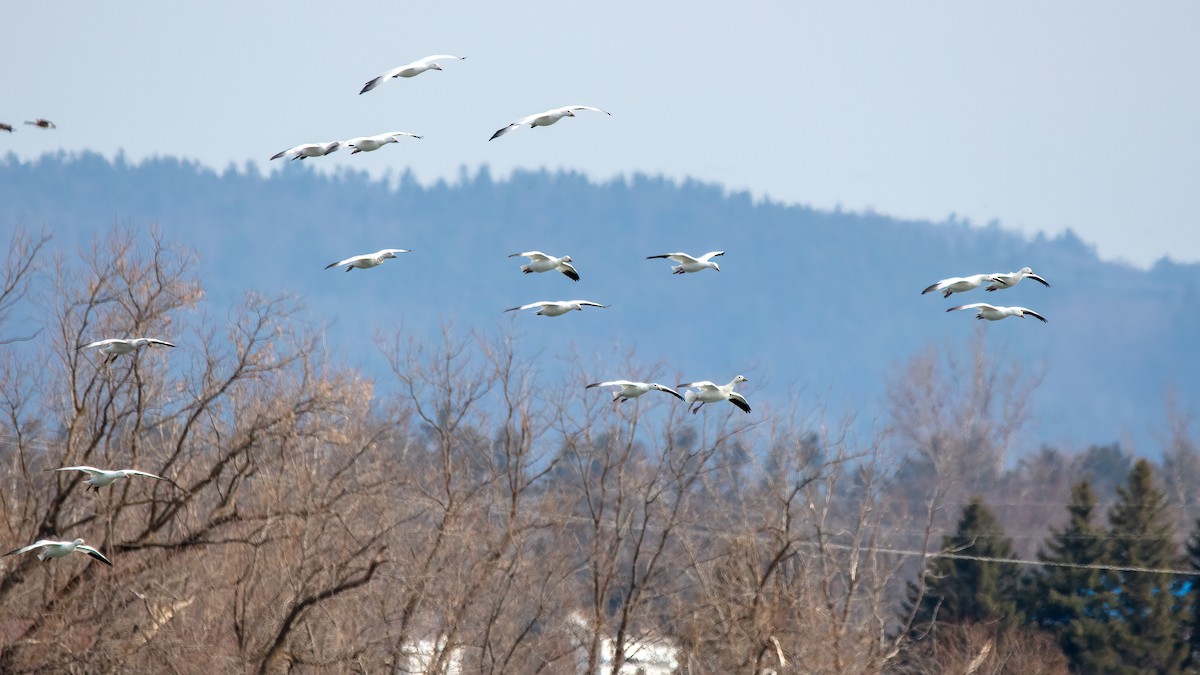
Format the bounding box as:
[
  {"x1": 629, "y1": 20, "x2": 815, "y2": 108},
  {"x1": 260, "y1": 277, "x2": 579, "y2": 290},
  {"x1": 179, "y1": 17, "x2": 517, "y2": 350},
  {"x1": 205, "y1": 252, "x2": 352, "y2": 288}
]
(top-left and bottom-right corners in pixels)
[
  {"x1": 489, "y1": 106, "x2": 611, "y2": 141},
  {"x1": 947, "y1": 303, "x2": 1048, "y2": 323},
  {"x1": 586, "y1": 380, "x2": 685, "y2": 403},
  {"x1": 25, "y1": 118, "x2": 55, "y2": 129},
  {"x1": 505, "y1": 300, "x2": 607, "y2": 317},
  {"x1": 51, "y1": 466, "x2": 172, "y2": 492},
  {"x1": 647, "y1": 251, "x2": 724, "y2": 274},
  {"x1": 359, "y1": 55, "x2": 465, "y2": 95},
  {"x1": 985, "y1": 267, "x2": 1051, "y2": 292},
  {"x1": 677, "y1": 375, "x2": 750, "y2": 414},
  {"x1": 4, "y1": 538, "x2": 111, "y2": 566},
  {"x1": 921, "y1": 274, "x2": 1002, "y2": 298},
  {"x1": 325, "y1": 249, "x2": 410, "y2": 272},
  {"x1": 80, "y1": 338, "x2": 175, "y2": 363},
  {"x1": 270, "y1": 141, "x2": 340, "y2": 161},
  {"x1": 343, "y1": 132, "x2": 422, "y2": 154},
  {"x1": 509, "y1": 251, "x2": 580, "y2": 281}
]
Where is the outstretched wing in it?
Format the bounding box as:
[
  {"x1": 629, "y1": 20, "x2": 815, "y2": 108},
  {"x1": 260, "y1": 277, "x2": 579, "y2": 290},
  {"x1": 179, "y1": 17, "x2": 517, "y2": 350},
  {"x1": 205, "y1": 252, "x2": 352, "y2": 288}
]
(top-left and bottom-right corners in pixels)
[
  {"x1": 77, "y1": 544, "x2": 113, "y2": 566},
  {"x1": 728, "y1": 393, "x2": 752, "y2": 413},
  {"x1": 697, "y1": 251, "x2": 725, "y2": 262},
  {"x1": 922, "y1": 277, "x2": 956, "y2": 295},
  {"x1": 123, "y1": 469, "x2": 167, "y2": 481},
  {"x1": 416, "y1": 54, "x2": 465, "y2": 66},
  {"x1": 80, "y1": 339, "x2": 122, "y2": 350},
  {"x1": 647, "y1": 252, "x2": 699, "y2": 264},
  {"x1": 573, "y1": 301, "x2": 607, "y2": 309},
  {"x1": 558, "y1": 262, "x2": 580, "y2": 282},
  {"x1": 678, "y1": 380, "x2": 719, "y2": 391},
  {"x1": 1020, "y1": 309, "x2": 1049, "y2": 323},
  {"x1": 359, "y1": 66, "x2": 404, "y2": 94},
  {"x1": 587, "y1": 380, "x2": 635, "y2": 389},
  {"x1": 144, "y1": 339, "x2": 176, "y2": 348},
  {"x1": 1029, "y1": 274, "x2": 1051, "y2": 287},
  {"x1": 53, "y1": 466, "x2": 104, "y2": 476},
  {"x1": 4, "y1": 540, "x2": 57, "y2": 556},
  {"x1": 510, "y1": 251, "x2": 550, "y2": 261},
  {"x1": 654, "y1": 385, "x2": 686, "y2": 401},
  {"x1": 563, "y1": 105, "x2": 611, "y2": 116},
  {"x1": 489, "y1": 123, "x2": 520, "y2": 141},
  {"x1": 270, "y1": 145, "x2": 297, "y2": 160},
  {"x1": 325, "y1": 254, "x2": 369, "y2": 270},
  {"x1": 946, "y1": 303, "x2": 990, "y2": 313},
  {"x1": 505, "y1": 301, "x2": 551, "y2": 312}
]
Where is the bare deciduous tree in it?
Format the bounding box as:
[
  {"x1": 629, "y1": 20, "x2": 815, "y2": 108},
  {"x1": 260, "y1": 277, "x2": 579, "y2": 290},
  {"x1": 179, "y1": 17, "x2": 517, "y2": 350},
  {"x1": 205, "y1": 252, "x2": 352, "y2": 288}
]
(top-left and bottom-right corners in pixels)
[{"x1": 0, "y1": 225, "x2": 1101, "y2": 674}]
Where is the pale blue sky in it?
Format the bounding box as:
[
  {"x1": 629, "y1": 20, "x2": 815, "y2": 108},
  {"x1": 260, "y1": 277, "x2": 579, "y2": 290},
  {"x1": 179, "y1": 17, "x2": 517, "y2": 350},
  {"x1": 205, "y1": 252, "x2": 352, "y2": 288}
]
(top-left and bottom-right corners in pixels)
[{"x1": 4, "y1": 1, "x2": 1198, "y2": 266}]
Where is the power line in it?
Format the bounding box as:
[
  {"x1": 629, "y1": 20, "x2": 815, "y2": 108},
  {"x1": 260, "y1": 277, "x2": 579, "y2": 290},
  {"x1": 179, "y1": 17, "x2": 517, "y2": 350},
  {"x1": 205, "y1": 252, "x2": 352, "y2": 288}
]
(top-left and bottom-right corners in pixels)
[{"x1": 807, "y1": 540, "x2": 1200, "y2": 577}]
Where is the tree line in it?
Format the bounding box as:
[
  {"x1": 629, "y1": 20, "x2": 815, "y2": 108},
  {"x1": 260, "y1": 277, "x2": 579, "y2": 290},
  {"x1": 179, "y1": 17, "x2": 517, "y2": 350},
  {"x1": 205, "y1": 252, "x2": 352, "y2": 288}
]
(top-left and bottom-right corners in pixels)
[
  {"x1": 1, "y1": 224, "x2": 1198, "y2": 673},
  {"x1": 899, "y1": 460, "x2": 1200, "y2": 674}
]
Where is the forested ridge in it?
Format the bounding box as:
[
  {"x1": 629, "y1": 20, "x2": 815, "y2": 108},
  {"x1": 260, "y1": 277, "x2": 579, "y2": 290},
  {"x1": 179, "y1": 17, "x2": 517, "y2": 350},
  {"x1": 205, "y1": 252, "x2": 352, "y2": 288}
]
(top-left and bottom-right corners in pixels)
[
  {"x1": 2, "y1": 151, "x2": 1197, "y2": 448},
  {"x1": 1, "y1": 152, "x2": 1200, "y2": 672}
]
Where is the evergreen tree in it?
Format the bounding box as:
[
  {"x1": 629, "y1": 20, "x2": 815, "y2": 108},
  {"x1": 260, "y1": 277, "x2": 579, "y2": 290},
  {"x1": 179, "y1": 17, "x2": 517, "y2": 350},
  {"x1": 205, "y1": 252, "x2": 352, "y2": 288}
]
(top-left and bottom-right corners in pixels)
[
  {"x1": 904, "y1": 497, "x2": 1023, "y2": 639},
  {"x1": 1028, "y1": 479, "x2": 1120, "y2": 670},
  {"x1": 1186, "y1": 518, "x2": 1200, "y2": 668},
  {"x1": 1076, "y1": 459, "x2": 1188, "y2": 674}
]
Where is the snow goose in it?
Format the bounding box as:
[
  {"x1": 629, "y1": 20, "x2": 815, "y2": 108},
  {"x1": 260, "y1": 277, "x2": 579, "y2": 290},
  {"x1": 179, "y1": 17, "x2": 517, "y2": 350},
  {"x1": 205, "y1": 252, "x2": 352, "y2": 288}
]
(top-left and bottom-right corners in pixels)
[
  {"x1": 80, "y1": 338, "x2": 175, "y2": 363},
  {"x1": 489, "y1": 106, "x2": 611, "y2": 141},
  {"x1": 947, "y1": 303, "x2": 1047, "y2": 323},
  {"x1": 51, "y1": 466, "x2": 173, "y2": 492},
  {"x1": 24, "y1": 118, "x2": 55, "y2": 129},
  {"x1": 505, "y1": 300, "x2": 607, "y2": 317},
  {"x1": 985, "y1": 267, "x2": 1050, "y2": 292},
  {"x1": 0, "y1": 123, "x2": 13, "y2": 133},
  {"x1": 677, "y1": 375, "x2": 750, "y2": 414},
  {"x1": 4, "y1": 538, "x2": 111, "y2": 566},
  {"x1": 647, "y1": 251, "x2": 724, "y2": 274},
  {"x1": 359, "y1": 55, "x2": 465, "y2": 94},
  {"x1": 344, "y1": 132, "x2": 422, "y2": 154},
  {"x1": 509, "y1": 251, "x2": 580, "y2": 281},
  {"x1": 586, "y1": 380, "x2": 685, "y2": 403},
  {"x1": 325, "y1": 248, "x2": 410, "y2": 272},
  {"x1": 921, "y1": 274, "x2": 1002, "y2": 298},
  {"x1": 270, "y1": 141, "x2": 340, "y2": 161}
]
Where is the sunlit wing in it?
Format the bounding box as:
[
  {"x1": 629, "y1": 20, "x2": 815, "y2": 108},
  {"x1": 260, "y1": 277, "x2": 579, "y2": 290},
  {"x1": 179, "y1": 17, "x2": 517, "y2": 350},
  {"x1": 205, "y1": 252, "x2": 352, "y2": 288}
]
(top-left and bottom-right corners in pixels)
[
  {"x1": 53, "y1": 466, "x2": 104, "y2": 476},
  {"x1": 4, "y1": 540, "x2": 58, "y2": 556}
]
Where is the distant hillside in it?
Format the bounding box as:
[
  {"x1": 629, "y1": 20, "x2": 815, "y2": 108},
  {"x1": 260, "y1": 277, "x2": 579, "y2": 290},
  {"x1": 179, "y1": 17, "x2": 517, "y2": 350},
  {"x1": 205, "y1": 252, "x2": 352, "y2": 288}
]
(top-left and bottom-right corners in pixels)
[{"x1": 2, "y1": 151, "x2": 1197, "y2": 452}]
